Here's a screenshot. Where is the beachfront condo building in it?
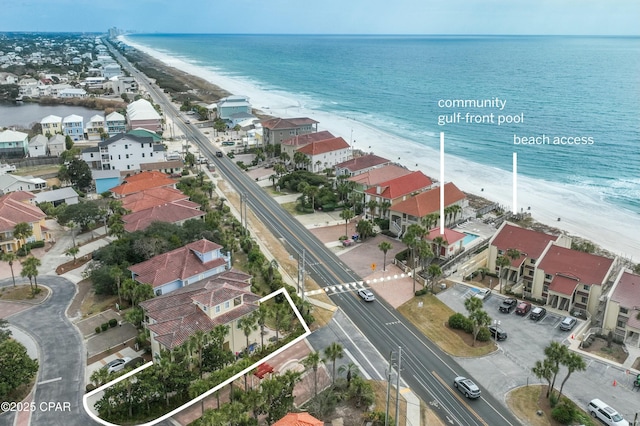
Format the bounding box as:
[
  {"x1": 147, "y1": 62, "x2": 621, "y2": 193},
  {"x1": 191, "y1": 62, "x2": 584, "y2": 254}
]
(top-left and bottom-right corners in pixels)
[
  {"x1": 363, "y1": 171, "x2": 433, "y2": 220},
  {"x1": 262, "y1": 117, "x2": 319, "y2": 146},
  {"x1": 602, "y1": 270, "x2": 640, "y2": 347},
  {"x1": 217, "y1": 95, "x2": 252, "y2": 120},
  {"x1": 296, "y1": 136, "x2": 351, "y2": 173}
]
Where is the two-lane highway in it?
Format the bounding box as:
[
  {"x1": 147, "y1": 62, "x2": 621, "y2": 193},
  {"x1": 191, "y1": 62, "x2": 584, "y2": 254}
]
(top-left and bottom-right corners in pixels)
[{"x1": 107, "y1": 40, "x2": 521, "y2": 425}]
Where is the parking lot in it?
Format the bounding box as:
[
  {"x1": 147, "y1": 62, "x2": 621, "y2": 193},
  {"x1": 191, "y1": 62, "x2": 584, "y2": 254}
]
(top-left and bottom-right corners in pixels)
[{"x1": 437, "y1": 283, "x2": 640, "y2": 420}]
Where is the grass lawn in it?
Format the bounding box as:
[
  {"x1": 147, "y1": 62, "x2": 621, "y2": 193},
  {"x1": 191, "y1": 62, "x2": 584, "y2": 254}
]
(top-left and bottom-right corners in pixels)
[
  {"x1": 397, "y1": 294, "x2": 495, "y2": 357},
  {"x1": 0, "y1": 284, "x2": 49, "y2": 302},
  {"x1": 506, "y1": 385, "x2": 596, "y2": 426},
  {"x1": 280, "y1": 201, "x2": 312, "y2": 216}
]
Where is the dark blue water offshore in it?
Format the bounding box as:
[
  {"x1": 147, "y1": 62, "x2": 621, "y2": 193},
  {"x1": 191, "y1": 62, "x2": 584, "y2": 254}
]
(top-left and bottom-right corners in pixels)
[{"x1": 128, "y1": 34, "x2": 640, "y2": 213}]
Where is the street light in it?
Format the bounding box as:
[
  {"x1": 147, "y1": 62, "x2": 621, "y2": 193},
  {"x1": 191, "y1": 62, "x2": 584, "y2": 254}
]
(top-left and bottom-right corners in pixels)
[{"x1": 493, "y1": 319, "x2": 501, "y2": 345}]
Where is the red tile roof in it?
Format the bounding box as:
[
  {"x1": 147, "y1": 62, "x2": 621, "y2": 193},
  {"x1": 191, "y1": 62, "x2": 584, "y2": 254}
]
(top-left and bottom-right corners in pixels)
[
  {"x1": 348, "y1": 164, "x2": 412, "y2": 187},
  {"x1": 129, "y1": 239, "x2": 225, "y2": 288},
  {"x1": 611, "y1": 271, "x2": 640, "y2": 308},
  {"x1": 426, "y1": 227, "x2": 465, "y2": 245},
  {"x1": 122, "y1": 203, "x2": 205, "y2": 232},
  {"x1": 548, "y1": 274, "x2": 580, "y2": 296},
  {"x1": 363, "y1": 171, "x2": 433, "y2": 201},
  {"x1": 491, "y1": 223, "x2": 559, "y2": 266},
  {"x1": 121, "y1": 186, "x2": 191, "y2": 213},
  {"x1": 140, "y1": 271, "x2": 258, "y2": 350},
  {"x1": 273, "y1": 413, "x2": 324, "y2": 426},
  {"x1": 391, "y1": 182, "x2": 466, "y2": 217},
  {"x1": 110, "y1": 171, "x2": 176, "y2": 196},
  {"x1": 538, "y1": 245, "x2": 614, "y2": 286},
  {"x1": 262, "y1": 117, "x2": 319, "y2": 130},
  {"x1": 296, "y1": 137, "x2": 350, "y2": 156},
  {"x1": 281, "y1": 130, "x2": 334, "y2": 147},
  {"x1": 335, "y1": 154, "x2": 391, "y2": 173},
  {"x1": 0, "y1": 191, "x2": 46, "y2": 232}
]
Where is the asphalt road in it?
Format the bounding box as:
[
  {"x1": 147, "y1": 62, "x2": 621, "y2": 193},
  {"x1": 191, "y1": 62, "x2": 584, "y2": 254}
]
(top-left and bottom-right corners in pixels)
[
  {"x1": 108, "y1": 41, "x2": 522, "y2": 425},
  {"x1": 0, "y1": 276, "x2": 94, "y2": 426}
]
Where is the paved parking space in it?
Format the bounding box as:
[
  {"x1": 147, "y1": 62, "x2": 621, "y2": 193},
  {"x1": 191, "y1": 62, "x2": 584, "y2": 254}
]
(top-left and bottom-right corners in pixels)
[{"x1": 86, "y1": 347, "x2": 145, "y2": 384}]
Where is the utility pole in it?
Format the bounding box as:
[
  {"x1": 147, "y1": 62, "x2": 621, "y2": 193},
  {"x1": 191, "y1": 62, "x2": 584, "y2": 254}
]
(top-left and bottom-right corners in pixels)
[
  {"x1": 298, "y1": 249, "x2": 306, "y2": 300},
  {"x1": 395, "y1": 346, "x2": 402, "y2": 426},
  {"x1": 385, "y1": 350, "x2": 394, "y2": 426}
]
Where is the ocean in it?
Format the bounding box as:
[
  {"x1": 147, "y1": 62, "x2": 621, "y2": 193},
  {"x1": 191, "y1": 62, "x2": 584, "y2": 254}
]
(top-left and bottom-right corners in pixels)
[{"x1": 124, "y1": 34, "x2": 640, "y2": 258}]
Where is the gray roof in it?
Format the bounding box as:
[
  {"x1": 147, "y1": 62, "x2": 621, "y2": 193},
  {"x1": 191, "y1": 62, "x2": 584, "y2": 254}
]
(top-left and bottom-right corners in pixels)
[
  {"x1": 34, "y1": 187, "x2": 78, "y2": 204},
  {"x1": 98, "y1": 133, "x2": 153, "y2": 148},
  {"x1": 29, "y1": 134, "x2": 48, "y2": 147},
  {"x1": 91, "y1": 169, "x2": 121, "y2": 180}
]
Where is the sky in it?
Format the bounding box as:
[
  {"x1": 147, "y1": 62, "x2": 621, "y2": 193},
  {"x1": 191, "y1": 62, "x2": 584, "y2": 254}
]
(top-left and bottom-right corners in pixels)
[{"x1": 2, "y1": 0, "x2": 639, "y2": 35}]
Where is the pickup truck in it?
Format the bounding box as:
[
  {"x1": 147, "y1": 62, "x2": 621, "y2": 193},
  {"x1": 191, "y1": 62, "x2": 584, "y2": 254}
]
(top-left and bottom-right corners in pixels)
[{"x1": 499, "y1": 298, "x2": 518, "y2": 313}]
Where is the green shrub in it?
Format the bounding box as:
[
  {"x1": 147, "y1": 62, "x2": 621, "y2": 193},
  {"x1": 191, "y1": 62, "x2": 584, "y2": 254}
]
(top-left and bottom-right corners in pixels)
[
  {"x1": 95, "y1": 326, "x2": 101, "y2": 334},
  {"x1": 477, "y1": 327, "x2": 491, "y2": 342},
  {"x1": 551, "y1": 401, "x2": 575, "y2": 424},
  {"x1": 29, "y1": 241, "x2": 45, "y2": 249},
  {"x1": 109, "y1": 318, "x2": 118, "y2": 328},
  {"x1": 415, "y1": 288, "x2": 429, "y2": 296},
  {"x1": 448, "y1": 313, "x2": 467, "y2": 330},
  {"x1": 101, "y1": 323, "x2": 109, "y2": 332},
  {"x1": 462, "y1": 319, "x2": 474, "y2": 334}
]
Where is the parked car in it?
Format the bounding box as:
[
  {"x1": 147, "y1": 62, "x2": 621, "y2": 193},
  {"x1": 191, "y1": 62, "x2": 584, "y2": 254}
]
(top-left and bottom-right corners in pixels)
[
  {"x1": 104, "y1": 357, "x2": 132, "y2": 374},
  {"x1": 489, "y1": 325, "x2": 508, "y2": 341},
  {"x1": 453, "y1": 376, "x2": 481, "y2": 399},
  {"x1": 216, "y1": 151, "x2": 223, "y2": 157},
  {"x1": 357, "y1": 289, "x2": 375, "y2": 302},
  {"x1": 515, "y1": 301, "x2": 532, "y2": 316},
  {"x1": 530, "y1": 307, "x2": 547, "y2": 321},
  {"x1": 473, "y1": 288, "x2": 491, "y2": 301},
  {"x1": 587, "y1": 399, "x2": 629, "y2": 426},
  {"x1": 499, "y1": 298, "x2": 518, "y2": 313},
  {"x1": 559, "y1": 316, "x2": 577, "y2": 331}
]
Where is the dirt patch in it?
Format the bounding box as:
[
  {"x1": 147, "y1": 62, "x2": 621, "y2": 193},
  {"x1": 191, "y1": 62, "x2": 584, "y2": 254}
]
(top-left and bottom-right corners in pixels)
[
  {"x1": 580, "y1": 337, "x2": 628, "y2": 364},
  {"x1": 55, "y1": 255, "x2": 92, "y2": 275},
  {"x1": 0, "y1": 284, "x2": 49, "y2": 303},
  {"x1": 633, "y1": 357, "x2": 640, "y2": 370},
  {"x1": 507, "y1": 385, "x2": 560, "y2": 426}
]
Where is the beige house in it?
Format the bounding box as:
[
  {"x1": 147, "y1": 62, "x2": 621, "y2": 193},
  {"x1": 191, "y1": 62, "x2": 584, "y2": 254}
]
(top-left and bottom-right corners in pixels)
[
  {"x1": 40, "y1": 115, "x2": 63, "y2": 137},
  {"x1": 0, "y1": 191, "x2": 51, "y2": 253},
  {"x1": 139, "y1": 269, "x2": 262, "y2": 359},
  {"x1": 602, "y1": 270, "x2": 640, "y2": 347},
  {"x1": 262, "y1": 117, "x2": 319, "y2": 146}
]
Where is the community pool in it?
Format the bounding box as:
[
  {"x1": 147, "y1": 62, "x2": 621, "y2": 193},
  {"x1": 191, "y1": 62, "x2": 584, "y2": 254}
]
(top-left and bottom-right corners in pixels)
[{"x1": 462, "y1": 232, "x2": 480, "y2": 246}]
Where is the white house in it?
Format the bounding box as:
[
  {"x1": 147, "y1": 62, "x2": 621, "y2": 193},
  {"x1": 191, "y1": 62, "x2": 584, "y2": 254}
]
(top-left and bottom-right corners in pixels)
[
  {"x1": 102, "y1": 63, "x2": 122, "y2": 79},
  {"x1": 28, "y1": 134, "x2": 48, "y2": 157},
  {"x1": 85, "y1": 114, "x2": 105, "y2": 141},
  {"x1": 217, "y1": 95, "x2": 251, "y2": 121},
  {"x1": 105, "y1": 111, "x2": 126, "y2": 136},
  {"x1": 82, "y1": 133, "x2": 165, "y2": 171},
  {"x1": 58, "y1": 88, "x2": 87, "y2": 98},
  {"x1": 0, "y1": 129, "x2": 29, "y2": 158},
  {"x1": 47, "y1": 134, "x2": 65, "y2": 157},
  {"x1": 126, "y1": 99, "x2": 162, "y2": 133},
  {"x1": 0, "y1": 174, "x2": 47, "y2": 194},
  {"x1": 296, "y1": 137, "x2": 351, "y2": 173}
]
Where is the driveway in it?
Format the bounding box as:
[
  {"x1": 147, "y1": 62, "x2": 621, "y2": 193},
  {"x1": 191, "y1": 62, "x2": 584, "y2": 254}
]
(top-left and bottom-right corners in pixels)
[{"x1": 0, "y1": 276, "x2": 97, "y2": 426}]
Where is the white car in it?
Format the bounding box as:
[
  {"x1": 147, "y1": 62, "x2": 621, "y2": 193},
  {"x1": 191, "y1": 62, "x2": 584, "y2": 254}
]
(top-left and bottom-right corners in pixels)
[
  {"x1": 473, "y1": 288, "x2": 491, "y2": 301},
  {"x1": 104, "y1": 357, "x2": 132, "y2": 374},
  {"x1": 357, "y1": 289, "x2": 375, "y2": 302}
]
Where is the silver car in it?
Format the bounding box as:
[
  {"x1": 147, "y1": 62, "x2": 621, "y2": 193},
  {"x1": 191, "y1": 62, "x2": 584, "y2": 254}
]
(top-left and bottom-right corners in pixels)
[
  {"x1": 104, "y1": 357, "x2": 132, "y2": 374},
  {"x1": 559, "y1": 316, "x2": 577, "y2": 331},
  {"x1": 357, "y1": 289, "x2": 375, "y2": 302},
  {"x1": 454, "y1": 376, "x2": 481, "y2": 399}
]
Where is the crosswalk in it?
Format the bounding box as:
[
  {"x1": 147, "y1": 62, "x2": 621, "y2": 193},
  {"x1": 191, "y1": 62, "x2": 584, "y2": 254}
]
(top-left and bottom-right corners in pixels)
[{"x1": 304, "y1": 272, "x2": 414, "y2": 297}]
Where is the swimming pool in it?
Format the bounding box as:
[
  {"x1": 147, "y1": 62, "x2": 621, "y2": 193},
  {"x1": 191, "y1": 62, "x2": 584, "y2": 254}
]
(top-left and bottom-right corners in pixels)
[{"x1": 462, "y1": 232, "x2": 480, "y2": 246}]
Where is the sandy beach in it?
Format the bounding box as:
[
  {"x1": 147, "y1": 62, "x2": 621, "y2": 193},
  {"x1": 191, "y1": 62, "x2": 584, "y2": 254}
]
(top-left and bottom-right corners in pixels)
[{"x1": 119, "y1": 35, "x2": 640, "y2": 262}]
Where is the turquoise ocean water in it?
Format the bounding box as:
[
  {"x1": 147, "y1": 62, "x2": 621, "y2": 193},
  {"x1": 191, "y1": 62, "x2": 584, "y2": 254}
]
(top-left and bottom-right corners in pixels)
[{"x1": 128, "y1": 34, "x2": 640, "y2": 213}]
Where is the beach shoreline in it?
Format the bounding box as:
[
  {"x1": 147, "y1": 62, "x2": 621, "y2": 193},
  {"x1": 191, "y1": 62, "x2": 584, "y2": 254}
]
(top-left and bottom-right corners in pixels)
[{"x1": 117, "y1": 35, "x2": 640, "y2": 262}]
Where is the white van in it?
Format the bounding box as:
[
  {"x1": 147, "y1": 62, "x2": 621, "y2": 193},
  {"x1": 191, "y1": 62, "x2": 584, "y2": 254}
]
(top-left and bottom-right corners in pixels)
[{"x1": 588, "y1": 399, "x2": 628, "y2": 426}]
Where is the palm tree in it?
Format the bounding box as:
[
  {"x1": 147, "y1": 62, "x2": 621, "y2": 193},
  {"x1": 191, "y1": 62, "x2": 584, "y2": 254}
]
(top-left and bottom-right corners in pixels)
[
  {"x1": 0, "y1": 252, "x2": 18, "y2": 287},
  {"x1": 340, "y1": 208, "x2": 355, "y2": 238},
  {"x1": 338, "y1": 362, "x2": 360, "y2": 388},
  {"x1": 255, "y1": 304, "x2": 268, "y2": 349},
  {"x1": 305, "y1": 185, "x2": 319, "y2": 211},
  {"x1": 432, "y1": 235, "x2": 447, "y2": 259},
  {"x1": 355, "y1": 219, "x2": 374, "y2": 241},
  {"x1": 449, "y1": 204, "x2": 463, "y2": 223},
  {"x1": 272, "y1": 303, "x2": 291, "y2": 342},
  {"x1": 13, "y1": 222, "x2": 33, "y2": 251},
  {"x1": 20, "y1": 256, "x2": 41, "y2": 293},
  {"x1": 495, "y1": 255, "x2": 511, "y2": 294},
  {"x1": 366, "y1": 199, "x2": 378, "y2": 220},
  {"x1": 402, "y1": 224, "x2": 425, "y2": 293},
  {"x1": 505, "y1": 248, "x2": 522, "y2": 287},
  {"x1": 379, "y1": 200, "x2": 391, "y2": 219},
  {"x1": 238, "y1": 314, "x2": 258, "y2": 354},
  {"x1": 109, "y1": 266, "x2": 123, "y2": 307},
  {"x1": 378, "y1": 241, "x2": 392, "y2": 271},
  {"x1": 188, "y1": 378, "x2": 210, "y2": 416},
  {"x1": 557, "y1": 352, "x2": 586, "y2": 401},
  {"x1": 189, "y1": 330, "x2": 209, "y2": 377},
  {"x1": 421, "y1": 212, "x2": 440, "y2": 231},
  {"x1": 301, "y1": 351, "x2": 321, "y2": 397},
  {"x1": 427, "y1": 264, "x2": 443, "y2": 293},
  {"x1": 324, "y1": 342, "x2": 344, "y2": 385},
  {"x1": 65, "y1": 245, "x2": 80, "y2": 264}
]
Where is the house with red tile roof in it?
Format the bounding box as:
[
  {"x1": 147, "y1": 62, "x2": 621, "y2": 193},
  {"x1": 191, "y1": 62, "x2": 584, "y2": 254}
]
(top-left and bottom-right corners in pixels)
[
  {"x1": 388, "y1": 182, "x2": 467, "y2": 237},
  {"x1": 363, "y1": 171, "x2": 433, "y2": 220},
  {"x1": 109, "y1": 171, "x2": 176, "y2": 198},
  {"x1": 0, "y1": 191, "x2": 51, "y2": 253},
  {"x1": 296, "y1": 137, "x2": 351, "y2": 173},
  {"x1": 121, "y1": 186, "x2": 192, "y2": 213},
  {"x1": 262, "y1": 117, "x2": 319, "y2": 146},
  {"x1": 121, "y1": 202, "x2": 205, "y2": 232},
  {"x1": 425, "y1": 227, "x2": 466, "y2": 259},
  {"x1": 334, "y1": 153, "x2": 391, "y2": 177},
  {"x1": 603, "y1": 270, "x2": 640, "y2": 347},
  {"x1": 273, "y1": 412, "x2": 323, "y2": 426},
  {"x1": 532, "y1": 245, "x2": 616, "y2": 317},
  {"x1": 129, "y1": 238, "x2": 231, "y2": 296},
  {"x1": 280, "y1": 130, "x2": 334, "y2": 161},
  {"x1": 487, "y1": 222, "x2": 572, "y2": 295},
  {"x1": 139, "y1": 269, "x2": 260, "y2": 358}
]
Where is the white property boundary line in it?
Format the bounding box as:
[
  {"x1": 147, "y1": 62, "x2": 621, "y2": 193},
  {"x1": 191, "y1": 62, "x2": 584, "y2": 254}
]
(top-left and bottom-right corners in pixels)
[{"x1": 82, "y1": 287, "x2": 311, "y2": 426}]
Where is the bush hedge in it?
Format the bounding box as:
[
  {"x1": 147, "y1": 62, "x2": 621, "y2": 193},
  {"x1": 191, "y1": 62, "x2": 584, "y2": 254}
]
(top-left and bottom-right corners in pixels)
[
  {"x1": 448, "y1": 313, "x2": 468, "y2": 329},
  {"x1": 109, "y1": 318, "x2": 118, "y2": 328},
  {"x1": 101, "y1": 323, "x2": 109, "y2": 332},
  {"x1": 95, "y1": 326, "x2": 101, "y2": 334},
  {"x1": 477, "y1": 327, "x2": 491, "y2": 342}
]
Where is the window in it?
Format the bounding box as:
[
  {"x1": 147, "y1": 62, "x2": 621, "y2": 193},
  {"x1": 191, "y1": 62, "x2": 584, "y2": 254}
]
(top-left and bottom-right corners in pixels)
[
  {"x1": 118, "y1": 155, "x2": 121, "y2": 159},
  {"x1": 620, "y1": 307, "x2": 628, "y2": 314},
  {"x1": 125, "y1": 144, "x2": 128, "y2": 149},
  {"x1": 125, "y1": 154, "x2": 129, "y2": 159},
  {"x1": 215, "y1": 305, "x2": 221, "y2": 313},
  {"x1": 581, "y1": 296, "x2": 588, "y2": 303},
  {"x1": 90, "y1": 153, "x2": 93, "y2": 158},
  {"x1": 583, "y1": 284, "x2": 589, "y2": 291},
  {"x1": 224, "y1": 301, "x2": 230, "y2": 309},
  {"x1": 142, "y1": 153, "x2": 145, "y2": 157},
  {"x1": 617, "y1": 320, "x2": 625, "y2": 328},
  {"x1": 545, "y1": 274, "x2": 552, "y2": 281},
  {"x1": 530, "y1": 258, "x2": 536, "y2": 264}
]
